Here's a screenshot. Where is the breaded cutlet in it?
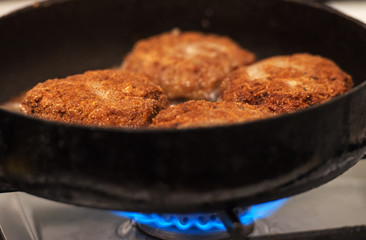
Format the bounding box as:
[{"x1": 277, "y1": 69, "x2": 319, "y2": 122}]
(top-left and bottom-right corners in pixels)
[
  {"x1": 20, "y1": 70, "x2": 169, "y2": 127},
  {"x1": 220, "y1": 53, "x2": 353, "y2": 113},
  {"x1": 152, "y1": 100, "x2": 273, "y2": 129},
  {"x1": 122, "y1": 29, "x2": 255, "y2": 100}
]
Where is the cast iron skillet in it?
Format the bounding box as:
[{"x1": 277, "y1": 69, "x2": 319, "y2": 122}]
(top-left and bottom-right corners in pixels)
[{"x1": 0, "y1": 0, "x2": 366, "y2": 213}]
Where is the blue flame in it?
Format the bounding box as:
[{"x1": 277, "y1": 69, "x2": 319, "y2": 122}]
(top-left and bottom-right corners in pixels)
[
  {"x1": 112, "y1": 198, "x2": 287, "y2": 233},
  {"x1": 239, "y1": 198, "x2": 288, "y2": 225}
]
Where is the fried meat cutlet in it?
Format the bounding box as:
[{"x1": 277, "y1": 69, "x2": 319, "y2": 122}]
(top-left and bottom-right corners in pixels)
[
  {"x1": 20, "y1": 70, "x2": 169, "y2": 127},
  {"x1": 220, "y1": 53, "x2": 353, "y2": 113},
  {"x1": 122, "y1": 29, "x2": 256, "y2": 100},
  {"x1": 151, "y1": 100, "x2": 273, "y2": 129}
]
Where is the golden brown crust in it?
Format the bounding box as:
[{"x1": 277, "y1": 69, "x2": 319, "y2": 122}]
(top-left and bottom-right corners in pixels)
[
  {"x1": 20, "y1": 70, "x2": 169, "y2": 127},
  {"x1": 220, "y1": 53, "x2": 353, "y2": 113},
  {"x1": 151, "y1": 100, "x2": 274, "y2": 129},
  {"x1": 122, "y1": 29, "x2": 256, "y2": 100}
]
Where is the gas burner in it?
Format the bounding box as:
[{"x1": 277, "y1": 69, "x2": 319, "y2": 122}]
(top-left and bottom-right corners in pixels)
[
  {"x1": 135, "y1": 212, "x2": 232, "y2": 240},
  {"x1": 135, "y1": 222, "x2": 234, "y2": 240},
  {"x1": 116, "y1": 215, "x2": 253, "y2": 240},
  {"x1": 113, "y1": 199, "x2": 287, "y2": 239}
]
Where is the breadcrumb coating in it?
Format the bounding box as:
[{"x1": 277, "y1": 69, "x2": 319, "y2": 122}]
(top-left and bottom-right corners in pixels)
[
  {"x1": 122, "y1": 29, "x2": 255, "y2": 100},
  {"x1": 20, "y1": 70, "x2": 169, "y2": 127},
  {"x1": 220, "y1": 53, "x2": 353, "y2": 113},
  {"x1": 152, "y1": 100, "x2": 273, "y2": 129}
]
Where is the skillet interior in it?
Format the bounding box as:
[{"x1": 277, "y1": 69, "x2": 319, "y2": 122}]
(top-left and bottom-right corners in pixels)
[{"x1": 0, "y1": 0, "x2": 366, "y2": 212}]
